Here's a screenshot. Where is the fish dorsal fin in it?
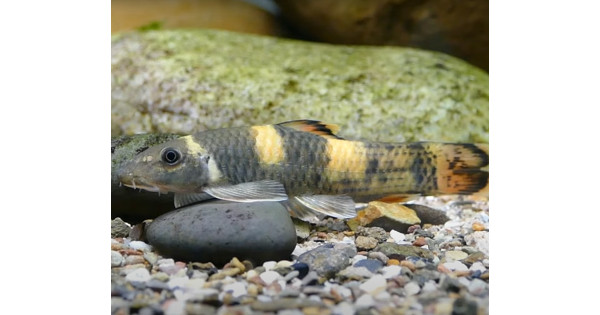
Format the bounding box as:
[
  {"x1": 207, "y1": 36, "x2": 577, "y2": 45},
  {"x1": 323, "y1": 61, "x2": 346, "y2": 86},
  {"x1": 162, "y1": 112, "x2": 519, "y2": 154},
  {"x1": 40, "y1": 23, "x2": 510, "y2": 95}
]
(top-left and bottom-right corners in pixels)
[
  {"x1": 277, "y1": 120, "x2": 342, "y2": 139},
  {"x1": 203, "y1": 180, "x2": 288, "y2": 202},
  {"x1": 286, "y1": 195, "x2": 357, "y2": 221},
  {"x1": 174, "y1": 192, "x2": 215, "y2": 208}
]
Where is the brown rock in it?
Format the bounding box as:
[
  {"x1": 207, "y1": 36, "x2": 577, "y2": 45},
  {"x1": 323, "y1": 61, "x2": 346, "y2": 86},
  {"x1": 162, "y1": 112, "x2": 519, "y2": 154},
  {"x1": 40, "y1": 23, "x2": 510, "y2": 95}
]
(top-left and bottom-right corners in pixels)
[
  {"x1": 347, "y1": 201, "x2": 421, "y2": 232},
  {"x1": 275, "y1": 0, "x2": 488, "y2": 70},
  {"x1": 400, "y1": 260, "x2": 416, "y2": 272},
  {"x1": 412, "y1": 237, "x2": 427, "y2": 247},
  {"x1": 472, "y1": 222, "x2": 486, "y2": 231},
  {"x1": 112, "y1": 0, "x2": 285, "y2": 36}
]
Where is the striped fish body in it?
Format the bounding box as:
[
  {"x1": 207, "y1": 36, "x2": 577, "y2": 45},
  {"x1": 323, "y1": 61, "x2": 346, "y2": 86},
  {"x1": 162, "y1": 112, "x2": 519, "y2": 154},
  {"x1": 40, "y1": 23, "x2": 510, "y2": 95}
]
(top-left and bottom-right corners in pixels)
[{"x1": 117, "y1": 120, "x2": 488, "y2": 220}]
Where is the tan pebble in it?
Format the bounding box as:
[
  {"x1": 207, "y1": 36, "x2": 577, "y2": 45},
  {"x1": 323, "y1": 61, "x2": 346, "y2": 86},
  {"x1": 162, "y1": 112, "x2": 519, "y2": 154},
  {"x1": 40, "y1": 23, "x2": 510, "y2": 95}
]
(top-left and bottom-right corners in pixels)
[
  {"x1": 228, "y1": 257, "x2": 246, "y2": 272},
  {"x1": 454, "y1": 270, "x2": 471, "y2": 277},
  {"x1": 111, "y1": 243, "x2": 124, "y2": 251},
  {"x1": 412, "y1": 237, "x2": 427, "y2": 247},
  {"x1": 387, "y1": 259, "x2": 401, "y2": 266},
  {"x1": 357, "y1": 251, "x2": 369, "y2": 256},
  {"x1": 330, "y1": 288, "x2": 343, "y2": 303},
  {"x1": 480, "y1": 272, "x2": 489, "y2": 280},
  {"x1": 317, "y1": 232, "x2": 328, "y2": 238},
  {"x1": 303, "y1": 306, "x2": 331, "y2": 315},
  {"x1": 343, "y1": 231, "x2": 355, "y2": 236},
  {"x1": 423, "y1": 224, "x2": 433, "y2": 229},
  {"x1": 125, "y1": 255, "x2": 146, "y2": 266},
  {"x1": 119, "y1": 249, "x2": 142, "y2": 256},
  {"x1": 222, "y1": 292, "x2": 234, "y2": 305},
  {"x1": 400, "y1": 260, "x2": 416, "y2": 272},
  {"x1": 445, "y1": 250, "x2": 468, "y2": 261},
  {"x1": 247, "y1": 283, "x2": 260, "y2": 296},
  {"x1": 472, "y1": 222, "x2": 486, "y2": 231},
  {"x1": 437, "y1": 264, "x2": 451, "y2": 274}
]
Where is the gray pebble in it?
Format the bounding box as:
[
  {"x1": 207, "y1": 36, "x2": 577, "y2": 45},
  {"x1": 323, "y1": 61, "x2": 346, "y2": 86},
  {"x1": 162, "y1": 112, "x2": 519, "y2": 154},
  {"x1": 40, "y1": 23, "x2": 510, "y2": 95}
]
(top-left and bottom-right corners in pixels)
[
  {"x1": 186, "y1": 303, "x2": 217, "y2": 315},
  {"x1": 251, "y1": 298, "x2": 323, "y2": 311},
  {"x1": 146, "y1": 200, "x2": 297, "y2": 266},
  {"x1": 356, "y1": 226, "x2": 388, "y2": 242},
  {"x1": 283, "y1": 270, "x2": 300, "y2": 282},
  {"x1": 355, "y1": 236, "x2": 378, "y2": 250},
  {"x1": 468, "y1": 278, "x2": 489, "y2": 296},
  {"x1": 297, "y1": 244, "x2": 355, "y2": 278},
  {"x1": 373, "y1": 243, "x2": 434, "y2": 260},
  {"x1": 111, "y1": 217, "x2": 131, "y2": 238}
]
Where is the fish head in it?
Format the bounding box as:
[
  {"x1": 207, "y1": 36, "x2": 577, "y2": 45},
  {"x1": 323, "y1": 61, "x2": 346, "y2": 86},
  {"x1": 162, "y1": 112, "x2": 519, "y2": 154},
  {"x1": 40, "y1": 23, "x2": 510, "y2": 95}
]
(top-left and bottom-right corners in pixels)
[{"x1": 117, "y1": 136, "x2": 211, "y2": 194}]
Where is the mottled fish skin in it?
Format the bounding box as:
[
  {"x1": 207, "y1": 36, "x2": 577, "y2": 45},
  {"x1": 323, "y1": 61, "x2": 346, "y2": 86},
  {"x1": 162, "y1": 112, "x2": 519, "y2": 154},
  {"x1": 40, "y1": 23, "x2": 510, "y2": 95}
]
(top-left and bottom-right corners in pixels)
[{"x1": 117, "y1": 120, "x2": 488, "y2": 217}]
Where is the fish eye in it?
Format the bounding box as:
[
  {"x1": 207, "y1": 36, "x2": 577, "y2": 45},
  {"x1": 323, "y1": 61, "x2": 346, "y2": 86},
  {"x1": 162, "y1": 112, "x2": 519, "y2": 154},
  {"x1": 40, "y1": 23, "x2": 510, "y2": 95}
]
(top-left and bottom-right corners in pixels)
[{"x1": 161, "y1": 148, "x2": 181, "y2": 165}]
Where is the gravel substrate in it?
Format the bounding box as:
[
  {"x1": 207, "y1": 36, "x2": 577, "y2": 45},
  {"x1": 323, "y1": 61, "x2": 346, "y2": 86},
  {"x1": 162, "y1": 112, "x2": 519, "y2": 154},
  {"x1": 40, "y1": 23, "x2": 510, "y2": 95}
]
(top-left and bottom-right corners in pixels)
[{"x1": 111, "y1": 195, "x2": 489, "y2": 315}]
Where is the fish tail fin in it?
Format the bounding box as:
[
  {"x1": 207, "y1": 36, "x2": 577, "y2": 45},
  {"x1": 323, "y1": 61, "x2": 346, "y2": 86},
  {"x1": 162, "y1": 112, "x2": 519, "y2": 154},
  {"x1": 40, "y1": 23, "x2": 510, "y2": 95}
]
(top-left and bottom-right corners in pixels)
[{"x1": 429, "y1": 143, "x2": 489, "y2": 196}]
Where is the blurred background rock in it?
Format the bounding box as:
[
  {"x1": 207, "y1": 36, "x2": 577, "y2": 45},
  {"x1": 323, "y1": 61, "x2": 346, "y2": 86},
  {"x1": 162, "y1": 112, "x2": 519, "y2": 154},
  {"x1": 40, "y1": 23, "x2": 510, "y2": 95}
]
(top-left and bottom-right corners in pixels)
[{"x1": 112, "y1": 0, "x2": 488, "y2": 71}]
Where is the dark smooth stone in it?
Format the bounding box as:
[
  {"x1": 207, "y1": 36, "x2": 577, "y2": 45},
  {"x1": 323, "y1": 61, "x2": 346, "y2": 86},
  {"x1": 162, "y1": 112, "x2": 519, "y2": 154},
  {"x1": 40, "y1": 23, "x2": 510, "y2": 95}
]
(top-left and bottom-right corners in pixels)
[
  {"x1": 292, "y1": 262, "x2": 310, "y2": 279},
  {"x1": 146, "y1": 200, "x2": 297, "y2": 266}
]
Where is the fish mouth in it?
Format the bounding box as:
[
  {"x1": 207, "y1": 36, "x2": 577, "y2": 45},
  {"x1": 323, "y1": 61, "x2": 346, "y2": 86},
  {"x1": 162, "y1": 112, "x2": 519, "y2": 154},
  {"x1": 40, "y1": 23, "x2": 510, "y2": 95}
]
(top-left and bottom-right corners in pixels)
[{"x1": 118, "y1": 172, "x2": 166, "y2": 193}]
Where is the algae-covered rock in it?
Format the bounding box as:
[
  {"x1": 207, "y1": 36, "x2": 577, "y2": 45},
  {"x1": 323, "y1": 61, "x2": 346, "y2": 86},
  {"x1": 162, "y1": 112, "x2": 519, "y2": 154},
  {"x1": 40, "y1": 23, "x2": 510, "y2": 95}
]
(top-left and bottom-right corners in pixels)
[{"x1": 112, "y1": 29, "x2": 488, "y2": 143}]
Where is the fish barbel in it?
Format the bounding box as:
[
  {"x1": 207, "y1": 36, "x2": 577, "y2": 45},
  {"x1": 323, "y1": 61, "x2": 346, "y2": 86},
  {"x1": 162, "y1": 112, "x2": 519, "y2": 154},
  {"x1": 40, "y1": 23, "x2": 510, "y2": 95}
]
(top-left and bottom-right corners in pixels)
[{"x1": 117, "y1": 120, "x2": 488, "y2": 221}]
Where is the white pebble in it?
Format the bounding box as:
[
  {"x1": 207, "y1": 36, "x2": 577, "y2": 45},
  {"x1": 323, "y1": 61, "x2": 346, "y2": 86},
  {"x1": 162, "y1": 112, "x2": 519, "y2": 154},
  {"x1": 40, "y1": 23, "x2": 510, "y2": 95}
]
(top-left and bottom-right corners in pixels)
[
  {"x1": 352, "y1": 255, "x2": 368, "y2": 264},
  {"x1": 245, "y1": 269, "x2": 259, "y2": 280},
  {"x1": 259, "y1": 271, "x2": 281, "y2": 285},
  {"x1": 275, "y1": 260, "x2": 293, "y2": 268},
  {"x1": 468, "y1": 278, "x2": 489, "y2": 296},
  {"x1": 157, "y1": 258, "x2": 175, "y2": 266},
  {"x1": 185, "y1": 278, "x2": 206, "y2": 290},
  {"x1": 359, "y1": 274, "x2": 387, "y2": 295},
  {"x1": 374, "y1": 291, "x2": 391, "y2": 301},
  {"x1": 443, "y1": 261, "x2": 468, "y2": 272},
  {"x1": 278, "y1": 310, "x2": 304, "y2": 315},
  {"x1": 465, "y1": 231, "x2": 489, "y2": 256},
  {"x1": 125, "y1": 268, "x2": 150, "y2": 282},
  {"x1": 355, "y1": 294, "x2": 375, "y2": 307},
  {"x1": 332, "y1": 301, "x2": 355, "y2": 315},
  {"x1": 222, "y1": 282, "x2": 247, "y2": 298},
  {"x1": 445, "y1": 250, "x2": 468, "y2": 261},
  {"x1": 390, "y1": 230, "x2": 405, "y2": 243},
  {"x1": 381, "y1": 265, "x2": 402, "y2": 279},
  {"x1": 262, "y1": 261, "x2": 277, "y2": 271},
  {"x1": 128, "y1": 241, "x2": 152, "y2": 252},
  {"x1": 111, "y1": 251, "x2": 123, "y2": 267},
  {"x1": 458, "y1": 277, "x2": 471, "y2": 287},
  {"x1": 167, "y1": 276, "x2": 189, "y2": 290},
  {"x1": 164, "y1": 299, "x2": 185, "y2": 315},
  {"x1": 404, "y1": 281, "x2": 420, "y2": 296},
  {"x1": 469, "y1": 261, "x2": 487, "y2": 273},
  {"x1": 341, "y1": 236, "x2": 355, "y2": 244},
  {"x1": 422, "y1": 280, "x2": 438, "y2": 292}
]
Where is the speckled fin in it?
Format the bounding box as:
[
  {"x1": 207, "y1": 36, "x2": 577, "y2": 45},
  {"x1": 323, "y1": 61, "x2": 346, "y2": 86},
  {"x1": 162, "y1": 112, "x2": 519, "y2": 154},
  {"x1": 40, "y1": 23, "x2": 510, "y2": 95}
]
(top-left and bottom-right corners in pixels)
[
  {"x1": 203, "y1": 180, "x2": 288, "y2": 202},
  {"x1": 277, "y1": 120, "x2": 342, "y2": 139},
  {"x1": 287, "y1": 195, "x2": 357, "y2": 221},
  {"x1": 174, "y1": 192, "x2": 214, "y2": 208}
]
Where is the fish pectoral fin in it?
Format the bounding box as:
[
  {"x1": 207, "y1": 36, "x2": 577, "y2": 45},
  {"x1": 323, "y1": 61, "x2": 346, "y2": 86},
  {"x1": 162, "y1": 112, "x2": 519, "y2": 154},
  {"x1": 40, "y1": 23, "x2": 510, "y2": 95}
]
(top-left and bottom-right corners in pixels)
[
  {"x1": 203, "y1": 180, "x2": 288, "y2": 202},
  {"x1": 277, "y1": 120, "x2": 343, "y2": 139},
  {"x1": 174, "y1": 192, "x2": 215, "y2": 208},
  {"x1": 288, "y1": 195, "x2": 357, "y2": 220}
]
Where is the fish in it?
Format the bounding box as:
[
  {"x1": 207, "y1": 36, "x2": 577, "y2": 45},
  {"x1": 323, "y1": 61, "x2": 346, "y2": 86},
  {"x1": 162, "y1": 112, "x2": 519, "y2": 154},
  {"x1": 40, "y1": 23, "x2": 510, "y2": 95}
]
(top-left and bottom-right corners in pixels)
[{"x1": 117, "y1": 120, "x2": 488, "y2": 221}]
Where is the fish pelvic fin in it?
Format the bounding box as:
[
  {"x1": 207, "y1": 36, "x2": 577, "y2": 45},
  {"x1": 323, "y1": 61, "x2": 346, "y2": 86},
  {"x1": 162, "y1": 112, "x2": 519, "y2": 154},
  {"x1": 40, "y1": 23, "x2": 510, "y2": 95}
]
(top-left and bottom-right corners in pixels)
[{"x1": 277, "y1": 120, "x2": 342, "y2": 139}]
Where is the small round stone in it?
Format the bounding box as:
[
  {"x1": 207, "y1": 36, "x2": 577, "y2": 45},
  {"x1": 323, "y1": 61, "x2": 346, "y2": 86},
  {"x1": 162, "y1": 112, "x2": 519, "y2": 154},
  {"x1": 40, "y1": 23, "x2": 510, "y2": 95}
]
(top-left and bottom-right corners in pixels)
[
  {"x1": 442, "y1": 261, "x2": 469, "y2": 272},
  {"x1": 472, "y1": 222, "x2": 486, "y2": 231},
  {"x1": 354, "y1": 259, "x2": 383, "y2": 273},
  {"x1": 260, "y1": 271, "x2": 282, "y2": 285}
]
